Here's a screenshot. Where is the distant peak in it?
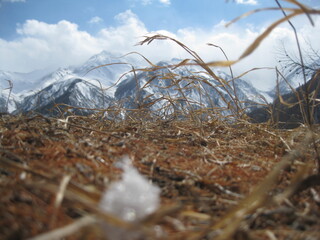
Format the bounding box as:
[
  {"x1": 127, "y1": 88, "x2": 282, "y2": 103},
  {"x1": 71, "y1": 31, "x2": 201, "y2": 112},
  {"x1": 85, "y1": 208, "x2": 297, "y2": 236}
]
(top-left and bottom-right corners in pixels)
[
  {"x1": 84, "y1": 50, "x2": 129, "y2": 66},
  {"x1": 170, "y1": 58, "x2": 181, "y2": 62},
  {"x1": 94, "y1": 50, "x2": 124, "y2": 59}
]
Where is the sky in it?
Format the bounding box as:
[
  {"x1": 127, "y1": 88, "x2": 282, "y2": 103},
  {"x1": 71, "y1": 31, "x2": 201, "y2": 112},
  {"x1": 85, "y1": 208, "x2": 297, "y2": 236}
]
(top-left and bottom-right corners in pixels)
[{"x1": 0, "y1": 0, "x2": 319, "y2": 90}]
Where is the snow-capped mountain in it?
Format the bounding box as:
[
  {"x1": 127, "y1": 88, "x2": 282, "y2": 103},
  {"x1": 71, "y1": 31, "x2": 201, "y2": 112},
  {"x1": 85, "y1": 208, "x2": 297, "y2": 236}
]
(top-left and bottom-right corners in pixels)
[
  {"x1": 17, "y1": 78, "x2": 113, "y2": 116},
  {"x1": 73, "y1": 50, "x2": 136, "y2": 88},
  {"x1": 0, "y1": 51, "x2": 273, "y2": 117},
  {"x1": 0, "y1": 68, "x2": 52, "y2": 94},
  {"x1": 115, "y1": 59, "x2": 271, "y2": 117},
  {"x1": 0, "y1": 51, "x2": 136, "y2": 114}
]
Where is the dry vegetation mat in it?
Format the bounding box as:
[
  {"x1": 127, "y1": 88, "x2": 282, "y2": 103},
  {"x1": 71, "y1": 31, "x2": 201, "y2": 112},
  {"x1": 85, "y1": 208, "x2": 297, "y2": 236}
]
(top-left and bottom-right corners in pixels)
[{"x1": 1, "y1": 114, "x2": 320, "y2": 239}]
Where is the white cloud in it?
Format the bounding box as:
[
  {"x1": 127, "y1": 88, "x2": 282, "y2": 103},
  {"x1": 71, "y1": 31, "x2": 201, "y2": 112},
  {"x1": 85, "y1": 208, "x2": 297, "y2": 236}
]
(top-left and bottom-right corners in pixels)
[
  {"x1": 88, "y1": 16, "x2": 103, "y2": 24},
  {"x1": 235, "y1": 0, "x2": 258, "y2": 5},
  {"x1": 0, "y1": 10, "x2": 319, "y2": 91},
  {"x1": 141, "y1": 0, "x2": 152, "y2": 5},
  {"x1": 3, "y1": 0, "x2": 26, "y2": 2},
  {"x1": 178, "y1": 18, "x2": 320, "y2": 90},
  {"x1": 0, "y1": 20, "x2": 101, "y2": 72},
  {"x1": 159, "y1": 0, "x2": 171, "y2": 5},
  {"x1": 131, "y1": 0, "x2": 170, "y2": 6},
  {"x1": 0, "y1": 0, "x2": 25, "y2": 7}
]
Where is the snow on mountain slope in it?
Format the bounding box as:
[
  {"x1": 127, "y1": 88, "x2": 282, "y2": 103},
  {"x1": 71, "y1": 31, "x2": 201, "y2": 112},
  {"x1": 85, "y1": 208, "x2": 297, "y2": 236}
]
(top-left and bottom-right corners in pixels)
[
  {"x1": 16, "y1": 68, "x2": 75, "y2": 100},
  {"x1": 0, "y1": 69, "x2": 51, "y2": 94},
  {"x1": 73, "y1": 50, "x2": 137, "y2": 90},
  {"x1": 17, "y1": 77, "x2": 113, "y2": 116},
  {"x1": 0, "y1": 78, "x2": 19, "y2": 113},
  {"x1": 0, "y1": 90, "x2": 17, "y2": 113},
  {"x1": 115, "y1": 59, "x2": 271, "y2": 117}
]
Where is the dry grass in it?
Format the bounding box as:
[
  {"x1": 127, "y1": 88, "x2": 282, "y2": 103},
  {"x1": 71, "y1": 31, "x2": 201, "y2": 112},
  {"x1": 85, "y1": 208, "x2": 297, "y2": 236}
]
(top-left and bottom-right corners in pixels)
[{"x1": 1, "y1": 115, "x2": 320, "y2": 240}]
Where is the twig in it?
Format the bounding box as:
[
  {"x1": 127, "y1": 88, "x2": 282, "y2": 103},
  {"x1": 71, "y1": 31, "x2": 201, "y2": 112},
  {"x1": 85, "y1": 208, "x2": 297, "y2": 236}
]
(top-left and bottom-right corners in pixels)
[
  {"x1": 275, "y1": 0, "x2": 311, "y2": 126},
  {"x1": 49, "y1": 175, "x2": 72, "y2": 229},
  {"x1": 27, "y1": 215, "x2": 97, "y2": 240}
]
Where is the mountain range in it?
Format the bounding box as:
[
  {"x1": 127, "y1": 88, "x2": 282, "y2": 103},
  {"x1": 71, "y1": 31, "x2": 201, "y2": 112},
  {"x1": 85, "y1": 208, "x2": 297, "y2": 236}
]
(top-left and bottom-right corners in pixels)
[
  {"x1": 0, "y1": 50, "x2": 305, "y2": 119},
  {"x1": 114, "y1": 58, "x2": 273, "y2": 119},
  {"x1": 0, "y1": 51, "x2": 134, "y2": 115}
]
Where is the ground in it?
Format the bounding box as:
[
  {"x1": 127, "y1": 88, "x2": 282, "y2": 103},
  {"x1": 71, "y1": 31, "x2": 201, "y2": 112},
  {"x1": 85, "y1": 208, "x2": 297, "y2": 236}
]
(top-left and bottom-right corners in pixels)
[{"x1": 0, "y1": 114, "x2": 320, "y2": 240}]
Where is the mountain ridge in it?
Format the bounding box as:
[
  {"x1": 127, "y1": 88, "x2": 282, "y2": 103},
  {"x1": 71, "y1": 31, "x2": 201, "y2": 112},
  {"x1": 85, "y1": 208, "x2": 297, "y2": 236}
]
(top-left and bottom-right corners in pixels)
[{"x1": 1, "y1": 50, "x2": 273, "y2": 117}]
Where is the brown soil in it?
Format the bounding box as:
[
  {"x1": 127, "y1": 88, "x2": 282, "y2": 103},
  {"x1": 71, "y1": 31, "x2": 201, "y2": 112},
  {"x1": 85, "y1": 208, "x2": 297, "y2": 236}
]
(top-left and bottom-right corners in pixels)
[{"x1": 0, "y1": 114, "x2": 319, "y2": 240}]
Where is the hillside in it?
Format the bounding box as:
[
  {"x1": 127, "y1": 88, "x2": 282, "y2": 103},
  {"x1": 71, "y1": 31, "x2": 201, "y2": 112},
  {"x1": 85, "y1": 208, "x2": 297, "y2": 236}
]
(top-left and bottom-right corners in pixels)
[{"x1": 1, "y1": 114, "x2": 319, "y2": 239}]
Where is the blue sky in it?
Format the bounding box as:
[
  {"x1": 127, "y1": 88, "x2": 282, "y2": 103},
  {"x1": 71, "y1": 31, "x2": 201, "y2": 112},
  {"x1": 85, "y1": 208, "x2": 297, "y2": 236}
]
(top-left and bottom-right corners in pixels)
[
  {"x1": 0, "y1": 0, "x2": 319, "y2": 90},
  {"x1": 0, "y1": 0, "x2": 281, "y2": 39}
]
